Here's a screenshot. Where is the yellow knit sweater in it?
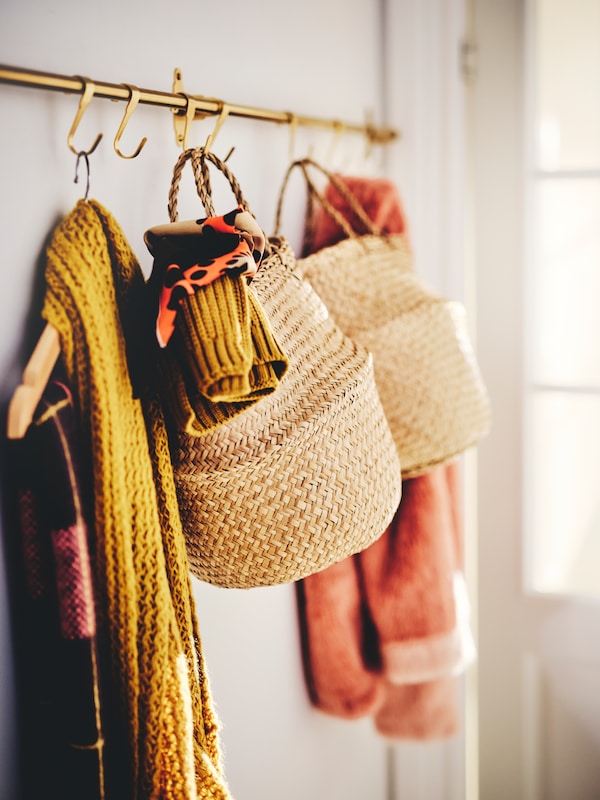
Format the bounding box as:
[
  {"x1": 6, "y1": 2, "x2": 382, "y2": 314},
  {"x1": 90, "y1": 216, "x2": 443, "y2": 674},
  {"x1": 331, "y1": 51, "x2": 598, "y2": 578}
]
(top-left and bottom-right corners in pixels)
[{"x1": 42, "y1": 198, "x2": 232, "y2": 800}]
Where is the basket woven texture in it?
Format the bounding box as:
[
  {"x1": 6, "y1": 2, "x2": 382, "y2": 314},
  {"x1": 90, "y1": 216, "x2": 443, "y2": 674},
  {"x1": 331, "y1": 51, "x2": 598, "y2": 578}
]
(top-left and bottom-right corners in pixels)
[
  {"x1": 167, "y1": 150, "x2": 402, "y2": 588},
  {"x1": 282, "y1": 160, "x2": 491, "y2": 477}
]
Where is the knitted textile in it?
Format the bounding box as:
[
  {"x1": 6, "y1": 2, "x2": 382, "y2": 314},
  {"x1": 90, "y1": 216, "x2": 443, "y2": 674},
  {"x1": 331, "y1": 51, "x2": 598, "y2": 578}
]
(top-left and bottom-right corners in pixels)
[
  {"x1": 145, "y1": 206, "x2": 266, "y2": 348},
  {"x1": 146, "y1": 208, "x2": 288, "y2": 433},
  {"x1": 11, "y1": 381, "x2": 105, "y2": 800},
  {"x1": 174, "y1": 274, "x2": 254, "y2": 402},
  {"x1": 42, "y1": 199, "x2": 231, "y2": 799},
  {"x1": 158, "y1": 284, "x2": 288, "y2": 436}
]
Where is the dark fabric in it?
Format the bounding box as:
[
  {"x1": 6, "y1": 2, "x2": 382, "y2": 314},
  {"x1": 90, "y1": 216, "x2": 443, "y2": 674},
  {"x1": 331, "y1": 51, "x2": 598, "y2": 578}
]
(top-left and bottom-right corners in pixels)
[{"x1": 10, "y1": 381, "x2": 105, "y2": 800}]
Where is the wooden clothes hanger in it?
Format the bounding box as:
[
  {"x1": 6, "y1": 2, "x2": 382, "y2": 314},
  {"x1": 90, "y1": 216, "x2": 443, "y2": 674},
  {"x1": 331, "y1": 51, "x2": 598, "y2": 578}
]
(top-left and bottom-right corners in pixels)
[
  {"x1": 6, "y1": 78, "x2": 103, "y2": 440},
  {"x1": 6, "y1": 324, "x2": 61, "y2": 439}
]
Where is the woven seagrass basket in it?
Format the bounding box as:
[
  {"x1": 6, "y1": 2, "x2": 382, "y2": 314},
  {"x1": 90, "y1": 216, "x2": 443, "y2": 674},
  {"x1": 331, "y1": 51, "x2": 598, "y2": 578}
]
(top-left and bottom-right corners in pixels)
[
  {"x1": 163, "y1": 150, "x2": 402, "y2": 588},
  {"x1": 278, "y1": 159, "x2": 491, "y2": 477}
]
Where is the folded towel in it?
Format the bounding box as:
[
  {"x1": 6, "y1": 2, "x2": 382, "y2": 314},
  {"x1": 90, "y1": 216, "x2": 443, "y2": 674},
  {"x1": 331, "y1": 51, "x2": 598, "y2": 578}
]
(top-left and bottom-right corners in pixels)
[
  {"x1": 360, "y1": 461, "x2": 475, "y2": 685},
  {"x1": 296, "y1": 461, "x2": 474, "y2": 738},
  {"x1": 374, "y1": 677, "x2": 459, "y2": 741},
  {"x1": 295, "y1": 556, "x2": 383, "y2": 719}
]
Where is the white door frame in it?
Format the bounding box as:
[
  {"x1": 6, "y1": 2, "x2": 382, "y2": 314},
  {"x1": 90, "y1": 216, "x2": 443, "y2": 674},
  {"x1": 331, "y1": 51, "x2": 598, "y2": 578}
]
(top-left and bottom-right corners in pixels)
[
  {"x1": 473, "y1": 1, "x2": 600, "y2": 797},
  {"x1": 384, "y1": 1, "x2": 473, "y2": 797}
]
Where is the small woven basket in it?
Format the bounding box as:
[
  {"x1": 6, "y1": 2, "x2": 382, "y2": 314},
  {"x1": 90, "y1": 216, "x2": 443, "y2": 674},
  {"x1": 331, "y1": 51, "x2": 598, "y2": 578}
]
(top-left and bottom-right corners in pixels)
[
  {"x1": 166, "y1": 150, "x2": 402, "y2": 588},
  {"x1": 278, "y1": 159, "x2": 491, "y2": 477}
]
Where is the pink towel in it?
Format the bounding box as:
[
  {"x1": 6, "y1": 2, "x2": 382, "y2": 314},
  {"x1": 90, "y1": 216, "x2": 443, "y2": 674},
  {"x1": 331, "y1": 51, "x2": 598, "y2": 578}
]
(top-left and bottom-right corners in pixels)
[
  {"x1": 360, "y1": 462, "x2": 473, "y2": 685},
  {"x1": 365, "y1": 461, "x2": 475, "y2": 739},
  {"x1": 296, "y1": 461, "x2": 474, "y2": 737},
  {"x1": 296, "y1": 557, "x2": 384, "y2": 719},
  {"x1": 374, "y1": 677, "x2": 459, "y2": 740}
]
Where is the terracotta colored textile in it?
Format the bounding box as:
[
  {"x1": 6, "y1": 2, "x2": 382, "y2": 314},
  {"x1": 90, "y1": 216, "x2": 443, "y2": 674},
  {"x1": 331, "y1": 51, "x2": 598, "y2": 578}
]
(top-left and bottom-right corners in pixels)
[
  {"x1": 374, "y1": 677, "x2": 459, "y2": 740},
  {"x1": 11, "y1": 381, "x2": 105, "y2": 800},
  {"x1": 295, "y1": 173, "x2": 475, "y2": 739},
  {"x1": 363, "y1": 462, "x2": 475, "y2": 740},
  {"x1": 296, "y1": 556, "x2": 383, "y2": 719},
  {"x1": 360, "y1": 462, "x2": 473, "y2": 686},
  {"x1": 303, "y1": 173, "x2": 407, "y2": 255},
  {"x1": 296, "y1": 462, "x2": 473, "y2": 738}
]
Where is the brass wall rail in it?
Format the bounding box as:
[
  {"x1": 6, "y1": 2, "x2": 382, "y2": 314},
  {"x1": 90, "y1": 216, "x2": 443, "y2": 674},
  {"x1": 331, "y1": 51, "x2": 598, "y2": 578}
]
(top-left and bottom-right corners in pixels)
[{"x1": 0, "y1": 64, "x2": 399, "y2": 147}]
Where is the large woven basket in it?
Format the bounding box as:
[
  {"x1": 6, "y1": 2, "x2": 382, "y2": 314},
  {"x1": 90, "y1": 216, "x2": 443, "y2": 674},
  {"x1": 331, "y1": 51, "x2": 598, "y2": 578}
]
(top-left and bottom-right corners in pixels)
[
  {"x1": 164, "y1": 150, "x2": 402, "y2": 588},
  {"x1": 279, "y1": 159, "x2": 491, "y2": 477}
]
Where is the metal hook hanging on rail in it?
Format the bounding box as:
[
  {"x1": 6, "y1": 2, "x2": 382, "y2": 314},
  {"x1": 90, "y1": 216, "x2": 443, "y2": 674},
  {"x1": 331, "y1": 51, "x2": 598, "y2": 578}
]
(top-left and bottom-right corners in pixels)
[
  {"x1": 67, "y1": 76, "x2": 103, "y2": 156},
  {"x1": 172, "y1": 69, "x2": 232, "y2": 153},
  {"x1": 74, "y1": 150, "x2": 91, "y2": 200},
  {"x1": 204, "y1": 101, "x2": 231, "y2": 154},
  {"x1": 173, "y1": 68, "x2": 201, "y2": 151},
  {"x1": 113, "y1": 84, "x2": 148, "y2": 158},
  {"x1": 0, "y1": 65, "x2": 400, "y2": 151}
]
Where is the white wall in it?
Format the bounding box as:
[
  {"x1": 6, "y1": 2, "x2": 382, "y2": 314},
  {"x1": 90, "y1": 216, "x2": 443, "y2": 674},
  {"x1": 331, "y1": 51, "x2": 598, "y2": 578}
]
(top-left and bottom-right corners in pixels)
[
  {"x1": 383, "y1": 2, "x2": 473, "y2": 798},
  {"x1": 0, "y1": 2, "x2": 388, "y2": 799}
]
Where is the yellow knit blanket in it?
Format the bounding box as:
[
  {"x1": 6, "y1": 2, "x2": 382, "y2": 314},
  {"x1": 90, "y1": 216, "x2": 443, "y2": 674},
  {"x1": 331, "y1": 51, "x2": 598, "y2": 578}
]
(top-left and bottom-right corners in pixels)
[{"x1": 42, "y1": 198, "x2": 232, "y2": 800}]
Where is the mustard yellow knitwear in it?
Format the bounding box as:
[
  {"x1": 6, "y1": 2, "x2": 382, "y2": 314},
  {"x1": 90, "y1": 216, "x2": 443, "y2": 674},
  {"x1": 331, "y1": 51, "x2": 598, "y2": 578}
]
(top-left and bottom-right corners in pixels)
[
  {"x1": 162, "y1": 283, "x2": 289, "y2": 436},
  {"x1": 246, "y1": 286, "x2": 290, "y2": 395},
  {"x1": 172, "y1": 275, "x2": 289, "y2": 403},
  {"x1": 42, "y1": 198, "x2": 232, "y2": 800},
  {"x1": 174, "y1": 273, "x2": 254, "y2": 403},
  {"x1": 158, "y1": 346, "x2": 254, "y2": 438}
]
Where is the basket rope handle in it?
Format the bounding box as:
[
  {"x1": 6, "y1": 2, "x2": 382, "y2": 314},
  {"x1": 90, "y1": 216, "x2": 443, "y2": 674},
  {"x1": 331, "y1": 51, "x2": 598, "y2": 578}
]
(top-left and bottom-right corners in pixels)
[
  {"x1": 168, "y1": 147, "x2": 251, "y2": 222},
  {"x1": 274, "y1": 157, "x2": 382, "y2": 241}
]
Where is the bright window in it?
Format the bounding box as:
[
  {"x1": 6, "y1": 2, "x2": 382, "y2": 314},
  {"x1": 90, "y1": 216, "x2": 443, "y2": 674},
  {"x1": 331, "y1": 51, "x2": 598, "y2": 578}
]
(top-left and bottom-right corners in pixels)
[{"x1": 525, "y1": 0, "x2": 600, "y2": 595}]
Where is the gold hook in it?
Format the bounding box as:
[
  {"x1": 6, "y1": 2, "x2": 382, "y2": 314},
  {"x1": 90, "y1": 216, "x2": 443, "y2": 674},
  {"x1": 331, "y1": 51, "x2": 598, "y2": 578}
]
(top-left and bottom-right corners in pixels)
[
  {"x1": 172, "y1": 68, "x2": 230, "y2": 152},
  {"x1": 74, "y1": 151, "x2": 91, "y2": 200},
  {"x1": 173, "y1": 92, "x2": 200, "y2": 151},
  {"x1": 173, "y1": 68, "x2": 201, "y2": 150},
  {"x1": 204, "y1": 101, "x2": 231, "y2": 154},
  {"x1": 67, "y1": 76, "x2": 103, "y2": 156},
  {"x1": 113, "y1": 84, "x2": 148, "y2": 159}
]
